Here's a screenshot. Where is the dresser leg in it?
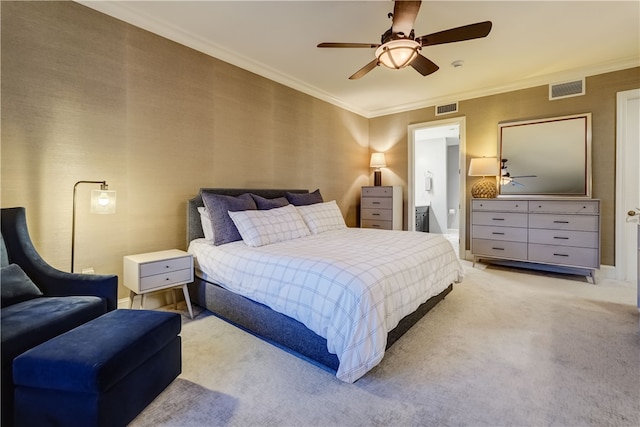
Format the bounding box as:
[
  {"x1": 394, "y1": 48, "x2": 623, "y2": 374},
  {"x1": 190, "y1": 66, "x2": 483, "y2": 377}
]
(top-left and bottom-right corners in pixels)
[
  {"x1": 129, "y1": 290, "x2": 135, "y2": 309},
  {"x1": 587, "y1": 269, "x2": 596, "y2": 285}
]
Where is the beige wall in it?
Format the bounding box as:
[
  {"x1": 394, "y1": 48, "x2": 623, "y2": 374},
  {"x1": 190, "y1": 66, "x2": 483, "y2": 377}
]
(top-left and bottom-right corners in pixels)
[
  {"x1": 370, "y1": 67, "x2": 640, "y2": 265},
  {"x1": 2, "y1": 2, "x2": 638, "y2": 300},
  {"x1": 1, "y1": 2, "x2": 369, "y2": 299}
]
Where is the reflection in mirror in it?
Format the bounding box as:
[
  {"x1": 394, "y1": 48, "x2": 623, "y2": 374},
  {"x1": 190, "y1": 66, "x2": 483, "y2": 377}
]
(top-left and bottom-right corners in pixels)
[{"x1": 498, "y1": 113, "x2": 591, "y2": 197}]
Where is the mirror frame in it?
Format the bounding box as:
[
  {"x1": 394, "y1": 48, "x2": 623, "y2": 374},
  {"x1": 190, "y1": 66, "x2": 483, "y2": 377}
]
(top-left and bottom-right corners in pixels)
[{"x1": 498, "y1": 113, "x2": 592, "y2": 198}]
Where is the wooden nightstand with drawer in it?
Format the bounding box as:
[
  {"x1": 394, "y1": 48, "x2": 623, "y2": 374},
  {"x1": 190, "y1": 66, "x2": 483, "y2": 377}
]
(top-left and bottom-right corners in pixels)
[
  {"x1": 124, "y1": 249, "x2": 194, "y2": 318},
  {"x1": 360, "y1": 186, "x2": 402, "y2": 230}
]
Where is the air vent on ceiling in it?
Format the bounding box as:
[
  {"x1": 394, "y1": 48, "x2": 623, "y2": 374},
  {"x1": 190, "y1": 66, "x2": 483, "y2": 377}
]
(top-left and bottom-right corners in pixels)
[
  {"x1": 435, "y1": 102, "x2": 458, "y2": 116},
  {"x1": 549, "y1": 78, "x2": 585, "y2": 100}
]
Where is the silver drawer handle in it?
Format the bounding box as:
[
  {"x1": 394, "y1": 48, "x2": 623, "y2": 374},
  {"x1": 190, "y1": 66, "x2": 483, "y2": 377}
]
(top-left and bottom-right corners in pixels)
[
  {"x1": 553, "y1": 220, "x2": 570, "y2": 224},
  {"x1": 372, "y1": 213, "x2": 380, "y2": 216},
  {"x1": 372, "y1": 202, "x2": 381, "y2": 205},
  {"x1": 554, "y1": 236, "x2": 569, "y2": 240},
  {"x1": 491, "y1": 247, "x2": 505, "y2": 251},
  {"x1": 492, "y1": 218, "x2": 505, "y2": 221},
  {"x1": 492, "y1": 232, "x2": 505, "y2": 235},
  {"x1": 553, "y1": 253, "x2": 569, "y2": 257}
]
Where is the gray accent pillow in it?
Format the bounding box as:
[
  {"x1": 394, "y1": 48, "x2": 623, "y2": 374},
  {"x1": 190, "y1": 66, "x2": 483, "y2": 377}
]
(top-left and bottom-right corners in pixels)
[
  {"x1": 201, "y1": 192, "x2": 257, "y2": 246},
  {"x1": 0, "y1": 235, "x2": 8, "y2": 268},
  {"x1": 1, "y1": 263, "x2": 43, "y2": 308},
  {"x1": 251, "y1": 194, "x2": 290, "y2": 210},
  {"x1": 286, "y1": 189, "x2": 323, "y2": 206}
]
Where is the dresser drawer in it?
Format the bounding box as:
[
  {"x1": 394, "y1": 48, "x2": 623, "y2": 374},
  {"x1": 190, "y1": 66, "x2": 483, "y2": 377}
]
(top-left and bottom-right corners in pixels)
[
  {"x1": 528, "y1": 244, "x2": 599, "y2": 268},
  {"x1": 139, "y1": 268, "x2": 193, "y2": 291},
  {"x1": 529, "y1": 200, "x2": 599, "y2": 214},
  {"x1": 361, "y1": 197, "x2": 393, "y2": 210},
  {"x1": 362, "y1": 208, "x2": 393, "y2": 221},
  {"x1": 472, "y1": 239, "x2": 528, "y2": 259},
  {"x1": 361, "y1": 219, "x2": 392, "y2": 230},
  {"x1": 528, "y1": 229, "x2": 598, "y2": 248},
  {"x1": 472, "y1": 200, "x2": 528, "y2": 212},
  {"x1": 362, "y1": 186, "x2": 394, "y2": 197},
  {"x1": 472, "y1": 212, "x2": 528, "y2": 227},
  {"x1": 472, "y1": 225, "x2": 527, "y2": 242},
  {"x1": 140, "y1": 256, "x2": 192, "y2": 277},
  {"x1": 529, "y1": 214, "x2": 598, "y2": 232}
]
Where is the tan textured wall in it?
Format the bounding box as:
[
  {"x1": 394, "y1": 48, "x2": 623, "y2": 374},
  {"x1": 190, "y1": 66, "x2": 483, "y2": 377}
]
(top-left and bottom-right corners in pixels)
[
  {"x1": 1, "y1": 2, "x2": 369, "y2": 299},
  {"x1": 370, "y1": 67, "x2": 640, "y2": 265}
]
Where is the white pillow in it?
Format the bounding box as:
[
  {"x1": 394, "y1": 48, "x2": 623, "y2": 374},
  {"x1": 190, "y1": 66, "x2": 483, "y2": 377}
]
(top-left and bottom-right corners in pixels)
[
  {"x1": 228, "y1": 204, "x2": 310, "y2": 247},
  {"x1": 296, "y1": 200, "x2": 346, "y2": 234},
  {"x1": 198, "y1": 207, "x2": 214, "y2": 241}
]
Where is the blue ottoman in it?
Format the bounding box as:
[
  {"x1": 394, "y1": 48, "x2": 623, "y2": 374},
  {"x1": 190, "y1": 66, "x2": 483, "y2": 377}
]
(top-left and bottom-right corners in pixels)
[{"x1": 13, "y1": 309, "x2": 181, "y2": 427}]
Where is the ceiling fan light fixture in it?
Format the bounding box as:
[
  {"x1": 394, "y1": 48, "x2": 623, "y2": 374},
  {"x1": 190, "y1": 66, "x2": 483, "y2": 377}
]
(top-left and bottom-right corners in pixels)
[{"x1": 375, "y1": 39, "x2": 420, "y2": 70}]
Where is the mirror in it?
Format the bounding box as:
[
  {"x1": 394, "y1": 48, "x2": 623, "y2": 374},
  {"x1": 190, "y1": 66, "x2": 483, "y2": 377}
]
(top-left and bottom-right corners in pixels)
[{"x1": 498, "y1": 113, "x2": 591, "y2": 197}]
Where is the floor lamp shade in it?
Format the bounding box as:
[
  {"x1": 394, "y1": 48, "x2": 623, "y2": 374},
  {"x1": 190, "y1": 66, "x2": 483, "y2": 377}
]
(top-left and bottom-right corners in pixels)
[
  {"x1": 72, "y1": 181, "x2": 116, "y2": 272},
  {"x1": 370, "y1": 153, "x2": 387, "y2": 186},
  {"x1": 469, "y1": 157, "x2": 499, "y2": 198}
]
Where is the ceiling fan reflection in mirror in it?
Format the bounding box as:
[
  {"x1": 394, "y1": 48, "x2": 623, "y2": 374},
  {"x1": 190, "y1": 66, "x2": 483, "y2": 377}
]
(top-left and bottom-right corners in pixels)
[{"x1": 317, "y1": 0, "x2": 492, "y2": 80}]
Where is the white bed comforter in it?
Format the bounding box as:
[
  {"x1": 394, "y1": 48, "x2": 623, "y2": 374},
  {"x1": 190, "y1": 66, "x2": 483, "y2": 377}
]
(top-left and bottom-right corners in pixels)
[{"x1": 188, "y1": 228, "x2": 464, "y2": 383}]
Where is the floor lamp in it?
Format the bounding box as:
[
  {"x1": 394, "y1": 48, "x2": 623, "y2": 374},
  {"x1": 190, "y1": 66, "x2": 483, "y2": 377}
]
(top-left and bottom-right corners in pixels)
[{"x1": 72, "y1": 180, "x2": 116, "y2": 273}]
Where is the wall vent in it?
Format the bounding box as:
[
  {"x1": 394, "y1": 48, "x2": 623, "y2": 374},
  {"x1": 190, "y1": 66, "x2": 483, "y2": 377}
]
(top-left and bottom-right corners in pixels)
[
  {"x1": 435, "y1": 102, "x2": 458, "y2": 116},
  {"x1": 549, "y1": 78, "x2": 585, "y2": 100}
]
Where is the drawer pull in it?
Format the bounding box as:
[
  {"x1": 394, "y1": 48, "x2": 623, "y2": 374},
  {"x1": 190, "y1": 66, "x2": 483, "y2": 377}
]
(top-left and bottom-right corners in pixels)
[
  {"x1": 491, "y1": 247, "x2": 505, "y2": 251},
  {"x1": 553, "y1": 220, "x2": 570, "y2": 224},
  {"x1": 553, "y1": 253, "x2": 569, "y2": 257},
  {"x1": 492, "y1": 232, "x2": 505, "y2": 235},
  {"x1": 492, "y1": 218, "x2": 505, "y2": 221},
  {"x1": 166, "y1": 277, "x2": 170, "y2": 280},
  {"x1": 554, "y1": 236, "x2": 569, "y2": 240},
  {"x1": 372, "y1": 202, "x2": 381, "y2": 205},
  {"x1": 371, "y1": 225, "x2": 380, "y2": 228},
  {"x1": 372, "y1": 213, "x2": 380, "y2": 216}
]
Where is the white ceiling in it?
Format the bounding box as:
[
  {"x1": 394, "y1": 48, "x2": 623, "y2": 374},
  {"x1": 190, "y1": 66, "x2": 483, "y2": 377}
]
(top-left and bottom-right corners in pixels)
[{"x1": 78, "y1": 1, "x2": 639, "y2": 118}]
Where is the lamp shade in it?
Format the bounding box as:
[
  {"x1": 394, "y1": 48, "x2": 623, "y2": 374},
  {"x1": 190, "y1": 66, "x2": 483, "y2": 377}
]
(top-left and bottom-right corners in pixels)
[
  {"x1": 375, "y1": 39, "x2": 421, "y2": 69},
  {"x1": 370, "y1": 152, "x2": 387, "y2": 169},
  {"x1": 90, "y1": 189, "x2": 117, "y2": 214},
  {"x1": 468, "y1": 157, "x2": 499, "y2": 177}
]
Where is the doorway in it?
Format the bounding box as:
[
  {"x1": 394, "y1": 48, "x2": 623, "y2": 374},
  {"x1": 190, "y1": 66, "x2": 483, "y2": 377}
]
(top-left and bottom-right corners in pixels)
[{"x1": 408, "y1": 117, "x2": 466, "y2": 258}]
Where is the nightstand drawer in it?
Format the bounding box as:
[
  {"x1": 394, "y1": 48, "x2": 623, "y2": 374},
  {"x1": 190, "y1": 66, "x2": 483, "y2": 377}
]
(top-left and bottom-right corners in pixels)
[
  {"x1": 361, "y1": 208, "x2": 393, "y2": 221},
  {"x1": 361, "y1": 219, "x2": 392, "y2": 230},
  {"x1": 139, "y1": 268, "x2": 192, "y2": 291},
  {"x1": 361, "y1": 197, "x2": 393, "y2": 210},
  {"x1": 362, "y1": 186, "x2": 394, "y2": 197},
  {"x1": 140, "y1": 257, "x2": 192, "y2": 277}
]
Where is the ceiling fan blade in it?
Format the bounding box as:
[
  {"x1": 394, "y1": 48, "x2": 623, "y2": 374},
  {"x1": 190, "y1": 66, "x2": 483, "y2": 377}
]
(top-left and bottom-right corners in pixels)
[
  {"x1": 391, "y1": 0, "x2": 422, "y2": 36},
  {"x1": 349, "y1": 59, "x2": 379, "y2": 80},
  {"x1": 416, "y1": 21, "x2": 493, "y2": 46},
  {"x1": 410, "y1": 54, "x2": 439, "y2": 76},
  {"x1": 317, "y1": 42, "x2": 380, "y2": 48}
]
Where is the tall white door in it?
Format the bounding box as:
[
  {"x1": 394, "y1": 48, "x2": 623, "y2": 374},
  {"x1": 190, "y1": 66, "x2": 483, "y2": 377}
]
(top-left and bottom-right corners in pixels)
[{"x1": 616, "y1": 89, "x2": 640, "y2": 308}]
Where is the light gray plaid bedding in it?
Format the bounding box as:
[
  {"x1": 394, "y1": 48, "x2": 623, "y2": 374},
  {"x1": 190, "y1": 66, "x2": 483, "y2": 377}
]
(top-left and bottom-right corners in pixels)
[{"x1": 189, "y1": 228, "x2": 464, "y2": 382}]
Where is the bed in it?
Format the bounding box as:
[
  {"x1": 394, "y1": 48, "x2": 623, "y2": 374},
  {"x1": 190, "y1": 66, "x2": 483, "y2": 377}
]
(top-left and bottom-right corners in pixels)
[{"x1": 186, "y1": 188, "x2": 463, "y2": 383}]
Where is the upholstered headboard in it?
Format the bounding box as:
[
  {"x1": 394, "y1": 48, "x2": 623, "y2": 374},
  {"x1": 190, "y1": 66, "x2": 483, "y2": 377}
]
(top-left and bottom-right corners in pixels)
[{"x1": 186, "y1": 188, "x2": 308, "y2": 246}]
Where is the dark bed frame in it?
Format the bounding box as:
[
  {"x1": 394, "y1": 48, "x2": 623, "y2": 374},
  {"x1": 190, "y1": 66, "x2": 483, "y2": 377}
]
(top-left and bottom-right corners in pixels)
[{"x1": 186, "y1": 188, "x2": 453, "y2": 373}]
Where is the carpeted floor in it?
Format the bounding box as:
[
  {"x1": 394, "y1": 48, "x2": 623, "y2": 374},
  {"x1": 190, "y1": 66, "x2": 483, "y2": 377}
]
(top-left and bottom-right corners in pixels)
[{"x1": 130, "y1": 261, "x2": 639, "y2": 427}]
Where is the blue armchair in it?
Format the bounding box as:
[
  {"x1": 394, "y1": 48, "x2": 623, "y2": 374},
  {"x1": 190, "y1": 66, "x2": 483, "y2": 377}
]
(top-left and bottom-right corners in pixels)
[{"x1": 1, "y1": 207, "x2": 118, "y2": 426}]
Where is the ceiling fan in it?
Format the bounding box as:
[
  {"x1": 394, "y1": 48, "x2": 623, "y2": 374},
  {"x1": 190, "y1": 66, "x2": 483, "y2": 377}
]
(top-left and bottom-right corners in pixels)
[
  {"x1": 317, "y1": 0, "x2": 492, "y2": 80},
  {"x1": 500, "y1": 158, "x2": 537, "y2": 187}
]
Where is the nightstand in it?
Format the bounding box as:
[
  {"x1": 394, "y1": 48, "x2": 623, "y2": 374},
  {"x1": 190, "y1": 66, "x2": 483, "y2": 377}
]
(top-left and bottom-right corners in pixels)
[
  {"x1": 123, "y1": 249, "x2": 194, "y2": 318},
  {"x1": 360, "y1": 186, "x2": 403, "y2": 230}
]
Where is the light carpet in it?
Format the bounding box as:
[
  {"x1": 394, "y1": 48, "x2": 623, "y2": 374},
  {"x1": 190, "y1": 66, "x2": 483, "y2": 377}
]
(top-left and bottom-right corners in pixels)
[{"x1": 130, "y1": 261, "x2": 639, "y2": 427}]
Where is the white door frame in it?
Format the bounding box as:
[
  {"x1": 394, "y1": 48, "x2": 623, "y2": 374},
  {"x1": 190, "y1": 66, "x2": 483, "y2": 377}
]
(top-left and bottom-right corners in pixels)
[
  {"x1": 408, "y1": 116, "x2": 467, "y2": 259},
  {"x1": 615, "y1": 88, "x2": 640, "y2": 283}
]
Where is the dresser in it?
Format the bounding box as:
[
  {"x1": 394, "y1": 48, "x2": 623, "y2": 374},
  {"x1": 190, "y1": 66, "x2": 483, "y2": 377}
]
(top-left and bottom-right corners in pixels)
[
  {"x1": 360, "y1": 186, "x2": 402, "y2": 230},
  {"x1": 471, "y1": 199, "x2": 600, "y2": 283}
]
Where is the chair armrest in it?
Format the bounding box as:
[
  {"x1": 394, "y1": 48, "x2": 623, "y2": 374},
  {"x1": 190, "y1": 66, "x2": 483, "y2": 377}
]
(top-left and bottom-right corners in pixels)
[{"x1": 1, "y1": 207, "x2": 118, "y2": 311}]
